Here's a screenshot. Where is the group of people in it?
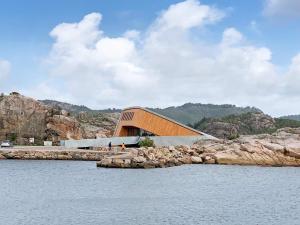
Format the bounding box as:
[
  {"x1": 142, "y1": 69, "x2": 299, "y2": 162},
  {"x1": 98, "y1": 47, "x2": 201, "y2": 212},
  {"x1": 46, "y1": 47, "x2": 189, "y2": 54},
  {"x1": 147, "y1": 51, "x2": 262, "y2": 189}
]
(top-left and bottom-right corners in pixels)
[{"x1": 108, "y1": 141, "x2": 125, "y2": 151}]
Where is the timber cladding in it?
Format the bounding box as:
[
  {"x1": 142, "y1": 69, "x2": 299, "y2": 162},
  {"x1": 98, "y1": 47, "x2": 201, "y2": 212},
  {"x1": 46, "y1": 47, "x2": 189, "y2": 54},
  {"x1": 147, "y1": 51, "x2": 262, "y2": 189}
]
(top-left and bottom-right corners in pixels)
[{"x1": 114, "y1": 107, "x2": 203, "y2": 137}]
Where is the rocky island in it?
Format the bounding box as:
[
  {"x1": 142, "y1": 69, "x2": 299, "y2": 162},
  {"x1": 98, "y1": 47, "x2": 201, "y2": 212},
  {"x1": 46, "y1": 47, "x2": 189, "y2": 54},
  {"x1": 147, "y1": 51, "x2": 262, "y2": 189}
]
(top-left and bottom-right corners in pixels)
[{"x1": 97, "y1": 128, "x2": 300, "y2": 168}]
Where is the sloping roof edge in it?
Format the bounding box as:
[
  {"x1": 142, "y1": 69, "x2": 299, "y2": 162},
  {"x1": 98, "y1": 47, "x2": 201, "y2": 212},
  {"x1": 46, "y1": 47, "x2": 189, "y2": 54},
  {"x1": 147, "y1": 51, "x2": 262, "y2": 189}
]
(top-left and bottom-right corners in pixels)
[{"x1": 121, "y1": 106, "x2": 207, "y2": 136}]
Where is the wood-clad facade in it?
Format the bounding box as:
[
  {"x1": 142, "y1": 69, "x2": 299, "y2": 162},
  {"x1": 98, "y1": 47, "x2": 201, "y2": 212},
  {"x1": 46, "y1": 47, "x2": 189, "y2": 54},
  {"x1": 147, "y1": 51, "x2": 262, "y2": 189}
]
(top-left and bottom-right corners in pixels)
[{"x1": 114, "y1": 107, "x2": 203, "y2": 137}]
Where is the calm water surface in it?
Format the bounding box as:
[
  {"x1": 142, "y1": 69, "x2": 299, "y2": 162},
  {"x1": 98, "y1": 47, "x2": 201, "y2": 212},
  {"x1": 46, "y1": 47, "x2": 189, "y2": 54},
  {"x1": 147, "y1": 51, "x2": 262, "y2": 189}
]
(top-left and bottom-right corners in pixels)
[{"x1": 0, "y1": 160, "x2": 299, "y2": 225}]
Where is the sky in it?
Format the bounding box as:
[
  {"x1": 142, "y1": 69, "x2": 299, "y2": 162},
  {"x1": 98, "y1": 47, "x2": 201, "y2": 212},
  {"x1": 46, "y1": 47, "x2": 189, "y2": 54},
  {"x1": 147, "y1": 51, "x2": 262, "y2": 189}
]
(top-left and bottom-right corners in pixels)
[{"x1": 0, "y1": 0, "x2": 300, "y2": 116}]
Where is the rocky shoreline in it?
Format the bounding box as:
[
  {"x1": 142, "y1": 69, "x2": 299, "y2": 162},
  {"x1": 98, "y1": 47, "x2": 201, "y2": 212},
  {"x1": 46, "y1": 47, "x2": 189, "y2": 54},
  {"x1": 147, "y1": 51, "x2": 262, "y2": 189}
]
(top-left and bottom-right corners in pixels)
[
  {"x1": 1, "y1": 128, "x2": 300, "y2": 168},
  {"x1": 0, "y1": 147, "x2": 108, "y2": 161},
  {"x1": 97, "y1": 128, "x2": 300, "y2": 168}
]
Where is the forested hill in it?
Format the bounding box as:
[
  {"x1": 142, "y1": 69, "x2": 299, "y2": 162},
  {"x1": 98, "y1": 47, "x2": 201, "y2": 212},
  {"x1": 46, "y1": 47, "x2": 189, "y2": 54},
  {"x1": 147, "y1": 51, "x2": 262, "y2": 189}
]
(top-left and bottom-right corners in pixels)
[
  {"x1": 39, "y1": 100, "x2": 121, "y2": 115},
  {"x1": 149, "y1": 103, "x2": 262, "y2": 125},
  {"x1": 40, "y1": 100, "x2": 263, "y2": 125},
  {"x1": 40, "y1": 100, "x2": 91, "y2": 114},
  {"x1": 280, "y1": 115, "x2": 300, "y2": 121}
]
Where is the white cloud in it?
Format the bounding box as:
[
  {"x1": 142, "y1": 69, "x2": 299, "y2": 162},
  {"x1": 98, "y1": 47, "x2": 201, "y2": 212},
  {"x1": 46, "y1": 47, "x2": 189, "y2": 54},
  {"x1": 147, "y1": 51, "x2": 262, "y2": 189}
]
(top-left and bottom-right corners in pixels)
[
  {"x1": 264, "y1": 0, "x2": 300, "y2": 18},
  {"x1": 46, "y1": 12, "x2": 157, "y2": 107},
  {"x1": 38, "y1": 0, "x2": 300, "y2": 116},
  {"x1": 0, "y1": 59, "x2": 11, "y2": 84},
  {"x1": 50, "y1": 13, "x2": 102, "y2": 47},
  {"x1": 221, "y1": 27, "x2": 244, "y2": 46},
  {"x1": 21, "y1": 81, "x2": 71, "y2": 103},
  {"x1": 283, "y1": 54, "x2": 300, "y2": 95},
  {"x1": 123, "y1": 30, "x2": 140, "y2": 41},
  {"x1": 154, "y1": 0, "x2": 224, "y2": 30}
]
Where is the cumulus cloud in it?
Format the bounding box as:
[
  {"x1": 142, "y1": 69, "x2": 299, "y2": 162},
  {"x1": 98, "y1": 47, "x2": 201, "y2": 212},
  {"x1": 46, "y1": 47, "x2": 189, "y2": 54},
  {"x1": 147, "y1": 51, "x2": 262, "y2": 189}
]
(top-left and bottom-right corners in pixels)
[
  {"x1": 154, "y1": 0, "x2": 224, "y2": 30},
  {"x1": 264, "y1": 0, "x2": 300, "y2": 18},
  {"x1": 283, "y1": 54, "x2": 300, "y2": 94},
  {"x1": 221, "y1": 27, "x2": 244, "y2": 45},
  {"x1": 0, "y1": 59, "x2": 11, "y2": 84},
  {"x1": 41, "y1": 0, "x2": 300, "y2": 115},
  {"x1": 47, "y1": 12, "x2": 153, "y2": 106}
]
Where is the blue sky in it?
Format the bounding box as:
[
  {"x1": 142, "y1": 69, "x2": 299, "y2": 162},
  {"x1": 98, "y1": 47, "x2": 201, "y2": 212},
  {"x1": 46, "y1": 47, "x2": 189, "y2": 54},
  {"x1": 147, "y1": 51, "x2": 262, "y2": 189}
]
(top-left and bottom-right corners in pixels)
[
  {"x1": 1, "y1": 0, "x2": 299, "y2": 62},
  {"x1": 0, "y1": 0, "x2": 300, "y2": 115}
]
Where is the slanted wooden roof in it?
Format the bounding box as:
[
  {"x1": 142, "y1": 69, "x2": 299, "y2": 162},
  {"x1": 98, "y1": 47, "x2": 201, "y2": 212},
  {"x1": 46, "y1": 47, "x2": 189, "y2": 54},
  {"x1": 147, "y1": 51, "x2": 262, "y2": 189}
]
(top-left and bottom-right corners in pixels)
[{"x1": 114, "y1": 107, "x2": 205, "y2": 137}]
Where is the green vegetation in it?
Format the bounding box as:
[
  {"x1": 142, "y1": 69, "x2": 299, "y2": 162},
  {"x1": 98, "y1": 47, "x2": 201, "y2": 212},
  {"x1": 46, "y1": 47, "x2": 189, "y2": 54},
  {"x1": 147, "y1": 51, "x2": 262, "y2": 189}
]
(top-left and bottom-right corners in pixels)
[
  {"x1": 6, "y1": 133, "x2": 17, "y2": 142},
  {"x1": 274, "y1": 118, "x2": 300, "y2": 129},
  {"x1": 0, "y1": 93, "x2": 4, "y2": 102},
  {"x1": 40, "y1": 100, "x2": 92, "y2": 115},
  {"x1": 40, "y1": 100, "x2": 121, "y2": 115},
  {"x1": 150, "y1": 103, "x2": 261, "y2": 125},
  {"x1": 228, "y1": 133, "x2": 240, "y2": 140},
  {"x1": 280, "y1": 115, "x2": 300, "y2": 121},
  {"x1": 138, "y1": 137, "x2": 155, "y2": 147}
]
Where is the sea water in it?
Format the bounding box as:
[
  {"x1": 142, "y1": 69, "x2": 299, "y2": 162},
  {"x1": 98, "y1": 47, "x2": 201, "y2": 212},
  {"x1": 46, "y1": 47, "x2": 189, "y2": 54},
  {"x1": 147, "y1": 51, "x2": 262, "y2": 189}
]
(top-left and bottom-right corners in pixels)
[{"x1": 0, "y1": 160, "x2": 299, "y2": 225}]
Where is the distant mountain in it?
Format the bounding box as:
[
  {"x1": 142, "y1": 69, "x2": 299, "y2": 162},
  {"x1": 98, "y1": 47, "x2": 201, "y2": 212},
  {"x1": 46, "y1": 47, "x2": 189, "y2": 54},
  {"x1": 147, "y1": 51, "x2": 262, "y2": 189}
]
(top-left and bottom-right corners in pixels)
[
  {"x1": 41, "y1": 100, "x2": 263, "y2": 125},
  {"x1": 149, "y1": 103, "x2": 262, "y2": 125},
  {"x1": 40, "y1": 100, "x2": 91, "y2": 114},
  {"x1": 39, "y1": 100, "x2": 121, "y2": 115},
  {"x1": 280, "y1": 115, "x2": 300, "y2": 121}
]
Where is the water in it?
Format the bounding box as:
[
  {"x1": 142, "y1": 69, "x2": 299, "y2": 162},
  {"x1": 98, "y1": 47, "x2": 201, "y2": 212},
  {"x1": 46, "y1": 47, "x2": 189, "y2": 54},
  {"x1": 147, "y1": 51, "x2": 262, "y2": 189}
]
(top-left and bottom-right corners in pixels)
[{"x1": 0, "y1": 161, "x2": 299, "y2": 225}]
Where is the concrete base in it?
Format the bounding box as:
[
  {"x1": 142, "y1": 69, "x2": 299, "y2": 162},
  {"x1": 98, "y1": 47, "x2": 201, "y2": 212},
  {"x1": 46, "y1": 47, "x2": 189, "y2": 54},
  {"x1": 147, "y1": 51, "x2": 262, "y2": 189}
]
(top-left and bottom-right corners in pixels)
[{"x1": 61, "y1": 135, "x2": 217, "y2": 149}]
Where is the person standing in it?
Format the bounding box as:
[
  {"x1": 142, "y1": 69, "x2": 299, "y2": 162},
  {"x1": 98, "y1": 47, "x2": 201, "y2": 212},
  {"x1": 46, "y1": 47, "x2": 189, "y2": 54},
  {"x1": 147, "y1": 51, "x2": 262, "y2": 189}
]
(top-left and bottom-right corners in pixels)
[
  {"x1": 108, "y1": 141, "x2": 112, "y2": 151},
  {"x1": 121, "y1": 143, "x2": 125, "y2": 151}
]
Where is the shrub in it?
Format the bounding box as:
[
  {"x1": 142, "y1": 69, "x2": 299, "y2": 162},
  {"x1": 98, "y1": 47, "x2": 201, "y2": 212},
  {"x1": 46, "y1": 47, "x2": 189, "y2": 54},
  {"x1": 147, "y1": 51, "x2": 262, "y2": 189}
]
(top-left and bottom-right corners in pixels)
[
  {"x1": 228, "y1": 133, "x2": 240, "y2": 140},
  {"x1": 7, "y1": 133, "x2": 17, "y2": 142},
  {"x1": 10, "y1": 92, "x2": 20, "y2": 96},
  {"x1": 138, "y1": 137, "x2": 155, "y2": 147}
]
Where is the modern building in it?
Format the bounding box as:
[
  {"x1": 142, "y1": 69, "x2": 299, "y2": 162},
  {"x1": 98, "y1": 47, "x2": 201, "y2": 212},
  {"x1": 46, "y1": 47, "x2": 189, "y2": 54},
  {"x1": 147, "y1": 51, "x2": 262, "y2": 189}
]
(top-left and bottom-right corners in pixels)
[
  {"x1": 114, "y1": 107, "x2": 205, "y2": 137},
  {"x1": 61, "y1": 107, "x2": 216, "y2": 149}
]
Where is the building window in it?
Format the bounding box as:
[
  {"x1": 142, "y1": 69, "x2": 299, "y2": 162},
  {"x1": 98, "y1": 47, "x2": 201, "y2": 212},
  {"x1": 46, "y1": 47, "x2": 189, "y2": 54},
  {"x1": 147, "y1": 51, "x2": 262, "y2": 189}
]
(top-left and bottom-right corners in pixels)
[{"x1": 121, "y1": 112, "x2": 134, "y2": 121}]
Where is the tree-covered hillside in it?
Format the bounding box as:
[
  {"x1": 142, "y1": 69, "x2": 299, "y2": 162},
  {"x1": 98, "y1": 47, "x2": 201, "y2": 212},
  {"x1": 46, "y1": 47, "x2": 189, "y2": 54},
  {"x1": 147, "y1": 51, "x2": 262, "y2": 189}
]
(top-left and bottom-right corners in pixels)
[
  {"x1": 40, "y1": 100, "x2": 121, "y2": 115},
  {"x1": 280, "y1": 115, "x2": 300, "y2": 121},
  {"x1": 41, "y1": 100, "x2": 264, "y2": 125},
  {"x1": 150, "y1": 103, "x2": 262, "y2": 125},
  {"x1": 40, "y1": 100, "x2": 91, "y2": 114}
]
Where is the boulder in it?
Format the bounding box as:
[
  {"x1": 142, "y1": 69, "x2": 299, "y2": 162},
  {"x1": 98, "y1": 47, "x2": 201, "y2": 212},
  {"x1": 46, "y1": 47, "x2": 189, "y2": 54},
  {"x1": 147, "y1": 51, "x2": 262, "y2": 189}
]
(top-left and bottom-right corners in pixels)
[
  {"x1": 178, "y1": 156, "x2": 192, "y2": 164},
  {"x1": 191, "y1": 156, "x2": 203, "y2": 164},
  {"x1": 202, "y1": 155, "x2": 216, "y2": 164},
  {"x1": 133, "y1": 156, "x2": 147, "y2": 163},
  {"x1": 284, "y1": 149, "x2": 300, "y2": 159},
  {"x1": 0, "y1": 153, "x2": 6, "y2": 160}
]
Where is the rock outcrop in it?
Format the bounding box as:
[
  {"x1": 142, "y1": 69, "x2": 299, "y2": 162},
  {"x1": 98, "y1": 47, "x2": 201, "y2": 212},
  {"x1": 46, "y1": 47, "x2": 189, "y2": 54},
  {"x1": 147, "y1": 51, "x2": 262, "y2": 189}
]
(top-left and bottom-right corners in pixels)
[
  {"x1": 40, "y1": 100, "x2": 120, "y2": 138},
  {"x1": 193, "y1": 112, "x2": 277, "y2": 139},
  {"x1": 46, "y1": 115, "x2": 84, "y2": 140},
  {"x1": 0, "y1": 93, "x2": 120, "y2": 144},
  {"x1": 97, "y1": 128, "x2": 300, "y2": 168},
  {"x1": 76, "y1": 111, "x2": 119, "y2": 138},
  {"x1": 0, "y1": 92, "x2": 85, "y2": 144}
]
